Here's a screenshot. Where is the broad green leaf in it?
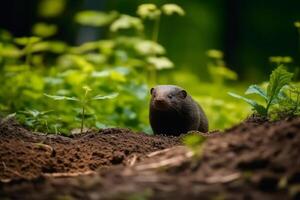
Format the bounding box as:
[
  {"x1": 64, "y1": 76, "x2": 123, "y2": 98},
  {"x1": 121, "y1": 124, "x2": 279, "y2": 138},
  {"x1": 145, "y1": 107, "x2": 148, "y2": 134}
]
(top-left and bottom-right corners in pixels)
[
  {"x1": 110, "y1": 15, "x2": 143, "y2": 32},
  {"x1": 137, "y1": 4, "x2": 161, "y2": 20},
  {"x1": 38, "y1": 0, "x2": 66, "y2": 18},
  {"x1": 161, "y1": 4, "x2": 185, "y2": 16},
  {"x1": 245, "y1": 85, "x2": 267, "y2": 101},
  {"x1": 15, "y1": 37, "x2": 41, "y2": 46},
  {"x1": 44, "y1": 94, "x2": 79, "y2": 101},
  {"x1": 207, "y1": 49, "x2": 223, "y2": 59},
  {"x1": 75, "y1": 11, "x2": 118, "y2": 27},
  {"x1": 267, "y1": 65, "x2": 293, "y2": 104},
  {"x1": 93, "y1": 93, "x2": 119, "y2": 100},
  {"x1": 32, "y1": 23, "x2": 57, "y2": 38},
  {"x1": 147, "y1": 56, "x2": 174, "y2": 70},
  {"x1": 134, "y1": 40, "x2": 165, "y2": 56},
  {"x1": 228, "y1": 92, "x2": 267, "y2": 116}
]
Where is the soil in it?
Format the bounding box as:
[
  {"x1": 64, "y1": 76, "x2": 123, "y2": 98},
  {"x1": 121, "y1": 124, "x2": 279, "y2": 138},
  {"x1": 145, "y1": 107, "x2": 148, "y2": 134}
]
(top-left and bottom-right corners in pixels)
[{"x1": 1, "y1": 117, "x2": 300, "y2": 200}]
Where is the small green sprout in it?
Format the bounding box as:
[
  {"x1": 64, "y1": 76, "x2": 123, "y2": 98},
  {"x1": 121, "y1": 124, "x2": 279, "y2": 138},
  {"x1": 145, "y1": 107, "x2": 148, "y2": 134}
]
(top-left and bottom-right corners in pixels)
[
  {"x1": 229, "y1": 65, "x2": 294, "y2": 118},
  {"x1": 18, "y1": 109, "x2": 52, "y2": 132},
  {"x1": 45, "y1": 86, "x2": 118, "y2": 134},
  {"x1": 182, "y1": 133, "x2": 206, "y2": 157}
]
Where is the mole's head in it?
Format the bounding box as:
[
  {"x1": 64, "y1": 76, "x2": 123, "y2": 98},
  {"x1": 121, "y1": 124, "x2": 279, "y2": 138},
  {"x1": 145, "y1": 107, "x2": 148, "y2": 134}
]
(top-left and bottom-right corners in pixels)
[{"x1": 150, "y1": 85, "x2": 188, "y2": 111}]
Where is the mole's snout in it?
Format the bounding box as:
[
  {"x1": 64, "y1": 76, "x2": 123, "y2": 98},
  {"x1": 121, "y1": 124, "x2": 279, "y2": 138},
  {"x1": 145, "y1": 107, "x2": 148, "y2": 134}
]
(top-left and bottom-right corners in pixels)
[{"x1": 154, "y1": 98, "x2": 168, "y2": 110}]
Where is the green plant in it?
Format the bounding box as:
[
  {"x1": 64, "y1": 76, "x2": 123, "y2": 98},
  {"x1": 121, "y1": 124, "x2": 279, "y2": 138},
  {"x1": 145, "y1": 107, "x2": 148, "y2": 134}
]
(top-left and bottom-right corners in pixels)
[
  {"x1": 229, "y1": 65, "x2": 294, "y2": 118},
  {"x1": 136, "y1": 3, "x2": 184, "y2": 84},
  {"x1": 18, "y1": 109, "x2": 52, "y2": 132},
  {"x1": 45, "y1": 86, "x2": 118, "y2": 134},
  {"x1": 182, "y1": 133, "x2": 206, "y2": 157},
  {"x1": 206, "y1": 49, "x2": 237, "y2": 86}
]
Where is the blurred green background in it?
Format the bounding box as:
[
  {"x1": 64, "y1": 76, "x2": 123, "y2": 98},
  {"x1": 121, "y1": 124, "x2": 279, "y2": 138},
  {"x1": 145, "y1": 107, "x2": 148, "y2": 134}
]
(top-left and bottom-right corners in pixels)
[
  {"x1": 0, "y1": 0, "x2": 299, "y2": 134},
  {"x1": 1, "y1": 0, "x2": 299, "y2": 80}
]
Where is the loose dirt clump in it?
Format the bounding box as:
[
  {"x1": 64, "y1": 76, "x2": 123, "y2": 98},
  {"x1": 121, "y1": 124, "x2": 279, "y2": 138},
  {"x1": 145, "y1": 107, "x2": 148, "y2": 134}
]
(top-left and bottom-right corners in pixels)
[
  {"x1": 1, "y1": 117, "x2": 300, "y2": 200},
  {"x1": 0, "y1": 119, "x2": 181, "y2": 181}
]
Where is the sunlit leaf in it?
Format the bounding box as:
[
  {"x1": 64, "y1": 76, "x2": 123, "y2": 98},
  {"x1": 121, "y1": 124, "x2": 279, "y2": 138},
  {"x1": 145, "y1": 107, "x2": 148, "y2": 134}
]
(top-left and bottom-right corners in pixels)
[
  {"x1": 267, "y1": 65, "x2": 293, "y2": 104},
  {"x1": 245, "y1": 85, "x2": 268, "y2": 101},
  {"x1": 75, "y1": 11, "x2": 118, "y2": 27},
  {"x1": 228, "y1": 92, "x2": 267, "y2": 116},
  {"x1": 137, "y1": 4, "x2": 161, "y2": 20},
  {"x1": 92, "y1": 93, "x2": 119, "y2": 100},
  {"x1": 32, "y1": 23, "x2": 57, "y2": 38},
  {"x1": 110, "y1": 71, "x2": 126, "y2": 82},
  {"x1": 44, "y1": 94, "x2": 79, "y2": 101},
  {"x1": 110, "y1": 15, "x2": 144, "y2": 32},
  {"x1": 147, "y1": 56, "x2": 174, "y2": 70},
  {"x1": 134, "y1": 40, "x2": 165, "y2": 55},
  {"x1": 14, "y1": 37, "x2": 41, "y2": 46},
  {"x1": 38, "y1": 0, "x2": 66, "y2": 18},
  {"x1": 207, "y1": 49, "x2": 223, "y2": 59},
  {"x1": 161, "y1": 4, "x2": 185, "y2": 16}
]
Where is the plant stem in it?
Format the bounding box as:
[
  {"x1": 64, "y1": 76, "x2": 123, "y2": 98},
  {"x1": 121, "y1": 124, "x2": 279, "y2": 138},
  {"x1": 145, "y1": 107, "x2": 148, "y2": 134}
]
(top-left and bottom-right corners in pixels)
[
  {"x1": 152, "y1": 15, "x2": 161, "y2": 43},
  {"x1": 25, "y1": 43, "x2": 32, "y2": 66},
  {"x1": 149, "y1": 15, "x2": 161, "y2": 85},
  {"x1": 80, "y1": 88, "x2": 89, "y2": 134},
  {"x1": 80, "y1": 105, "x2": 85, "y2": 134}
]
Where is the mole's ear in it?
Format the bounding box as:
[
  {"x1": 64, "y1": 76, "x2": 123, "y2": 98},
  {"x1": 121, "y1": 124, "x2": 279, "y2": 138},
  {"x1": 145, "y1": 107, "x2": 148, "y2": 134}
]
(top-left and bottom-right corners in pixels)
[
  {"x1": 179, "y1": 90, "x2": 187, "y2": 99},
  {"x1": 150, "y1": 88, "x2": 155, "y2": 95}
]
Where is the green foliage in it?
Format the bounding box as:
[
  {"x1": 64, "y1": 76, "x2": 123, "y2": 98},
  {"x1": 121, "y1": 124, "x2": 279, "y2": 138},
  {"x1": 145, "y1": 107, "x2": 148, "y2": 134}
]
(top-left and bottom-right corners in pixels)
[
  {"x1": 0, "y1": 3, "x2": 255, "y2": 134},
  {"x1": 45, "y1": 86, "x2": 118, "y2": 134},
  {"x1": 32, "y1": 23, "x2": 58, "y2": 38},
  {"x1": 110, "y1": 15, "x2": 144, "y2": 32},
  {"x1": 229, "y1": 66, "x2": 294, "y2": 118},
  {"x1": 182, "y1": 133, "x2": 206, "y2": 157},
  {"x1": 206, "y1": 49, "x2": 237, "y2": 86},
  {"x1": 75, "y1": 11, "x2": 118, "y2": 27},
  {"x1": 38, "y1": 0, "x2": 66, "y2": 18},
  {"x1": 18, "y1": 109, "x2": 53, "y2": 132}
]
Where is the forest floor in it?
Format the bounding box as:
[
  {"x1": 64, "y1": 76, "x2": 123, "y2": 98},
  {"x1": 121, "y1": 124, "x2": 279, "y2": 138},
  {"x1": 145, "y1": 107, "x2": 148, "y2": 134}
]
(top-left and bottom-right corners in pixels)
[{"x1": 0, "y1": 117, "x2": 300, "y2": 200}]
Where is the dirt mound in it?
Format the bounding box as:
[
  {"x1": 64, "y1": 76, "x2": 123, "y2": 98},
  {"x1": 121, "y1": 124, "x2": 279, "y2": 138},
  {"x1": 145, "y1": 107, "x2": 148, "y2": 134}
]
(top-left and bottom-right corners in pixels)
[
  {"x1": 0, "y1": 119, "x2": 181, "y2": 181},
  {"x1": 1, "y1": 117, "x2": 300, "y2": 200}
]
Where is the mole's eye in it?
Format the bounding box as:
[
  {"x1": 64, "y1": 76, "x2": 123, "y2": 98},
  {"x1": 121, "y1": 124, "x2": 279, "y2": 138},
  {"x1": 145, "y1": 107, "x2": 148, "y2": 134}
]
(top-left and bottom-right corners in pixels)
[
  {"x1": 167, "y1": 94, "x2": 173, "y2": 99},
  {"x1": 150, "y1": 88, "x2": 155, "y2": 95}
]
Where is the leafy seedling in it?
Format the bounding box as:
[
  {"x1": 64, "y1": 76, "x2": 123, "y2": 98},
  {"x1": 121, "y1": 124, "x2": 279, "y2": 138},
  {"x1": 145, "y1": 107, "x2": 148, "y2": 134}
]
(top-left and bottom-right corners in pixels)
[
  {"x1": 45, "y1": 86, "x2": 118, "y2": 134},
  {"x1": 229, "y1": 65, "x2": 294, "y2": 118},
  {"x1": 18, "y1": 109, "x2": 52, "y2": 132},
  {"x1": 182, "y1": 132, "x2": 206, "y2": 158}
]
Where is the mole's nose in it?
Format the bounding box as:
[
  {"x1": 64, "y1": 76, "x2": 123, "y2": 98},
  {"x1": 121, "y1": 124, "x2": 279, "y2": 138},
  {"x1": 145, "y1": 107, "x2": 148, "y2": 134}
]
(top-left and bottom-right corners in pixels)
[{"x1": 155, "y1": 99, "x2": 165, "y2": 104}]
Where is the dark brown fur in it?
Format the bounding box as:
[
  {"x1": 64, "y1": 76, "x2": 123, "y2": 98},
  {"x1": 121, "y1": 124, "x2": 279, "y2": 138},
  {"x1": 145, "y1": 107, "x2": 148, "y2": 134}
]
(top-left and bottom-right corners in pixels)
[{"x1": 149, "y1": 85, "x2": 208, "y2": 136}]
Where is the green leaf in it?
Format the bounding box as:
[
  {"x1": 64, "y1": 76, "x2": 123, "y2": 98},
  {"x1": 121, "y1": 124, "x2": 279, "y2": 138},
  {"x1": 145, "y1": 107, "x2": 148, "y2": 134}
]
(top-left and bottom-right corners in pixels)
[
  {"x1": 92, "y1": 93, "x2": 119, "y2": 100},
  {"x1": 38, "y1": 0, "x2": 66, "y2": 18},
  {"x1": 267, "y1": 65, "x2": 293, "y2": 104},
  {"x1": 110, "y1": 15, "x2": 144, "y2": 32},
  {"x1": 14, "y1": 37, "x2": 41, "y2": 46},
  {"x1": 44, "y1": 94, "x2": 79, "y2": 101},
  {"x1": 161, "y1": 4, "x2": 185, "y2": 16},
  {"x1": 137, "y1": 4, "x2": 161, "y2": 20},
  {"x1": 134, "y1": 40, "x2": 165, "y2": 56},
  {"x1": 75, "y1": 11, "x2": 118, "y2": 27},
  {"x1": 228, "y1": 92, "x2": 267, "y2": 116},
  {"x1": 32, "y1": 23, "x2": 57, "y2": 38},
  {"x1": 245, "y1": 85, "x2": 268, "y2": 101},
  {"x1": 147, "y1": 56, "x2": 174, "y2": 70}
]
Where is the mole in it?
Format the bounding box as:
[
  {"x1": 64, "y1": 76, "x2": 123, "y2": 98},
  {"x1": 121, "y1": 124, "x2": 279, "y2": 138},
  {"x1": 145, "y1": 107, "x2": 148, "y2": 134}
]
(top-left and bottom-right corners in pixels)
[{"x1": 149, "y1": 85, "x2": 208, "y2": 136}]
